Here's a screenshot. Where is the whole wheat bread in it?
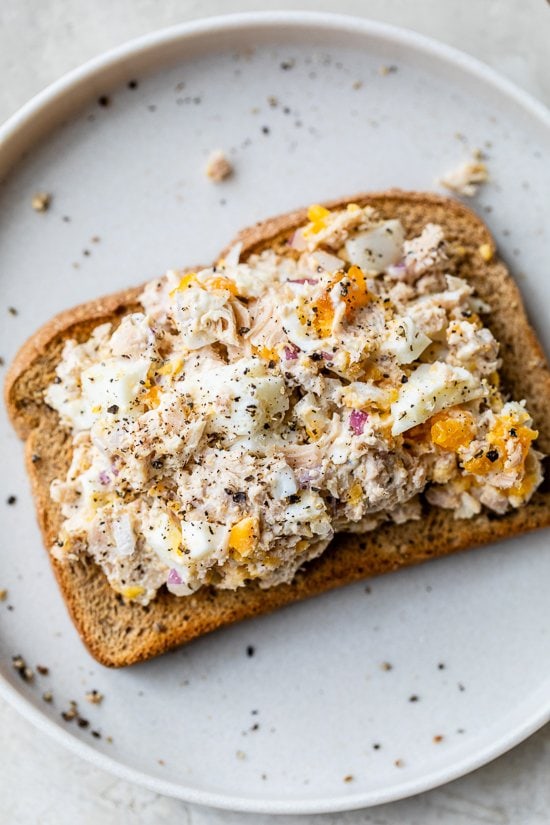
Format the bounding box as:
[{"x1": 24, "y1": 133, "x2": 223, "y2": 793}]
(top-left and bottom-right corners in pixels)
[{"x1": 5, "y1": 191, "x2": 550, "y2": 667}]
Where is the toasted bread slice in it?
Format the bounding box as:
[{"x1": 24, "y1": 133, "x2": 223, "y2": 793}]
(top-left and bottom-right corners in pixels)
[{"x1": 5, "y1": 191, "x2": 550, "y2": 667}]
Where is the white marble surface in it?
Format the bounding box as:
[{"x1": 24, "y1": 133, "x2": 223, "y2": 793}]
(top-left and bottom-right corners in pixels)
[{"x1": 1, "y1": 1, "x2": 549, "y2": 822}]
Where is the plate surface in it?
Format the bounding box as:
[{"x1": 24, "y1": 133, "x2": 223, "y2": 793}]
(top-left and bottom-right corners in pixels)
[{"x1": 0, "y1": 12, "x2": 549, "y2": 815}]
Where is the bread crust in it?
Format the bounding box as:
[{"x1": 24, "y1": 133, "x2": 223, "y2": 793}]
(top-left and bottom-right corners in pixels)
[{"x1": 5, "y1": 190, "x2": 550, "y2": 667}]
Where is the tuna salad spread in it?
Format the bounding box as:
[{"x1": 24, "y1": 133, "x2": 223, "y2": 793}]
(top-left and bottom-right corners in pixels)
[{"x1": 46, "y1": 203, "x2": 543, "y2": 604}]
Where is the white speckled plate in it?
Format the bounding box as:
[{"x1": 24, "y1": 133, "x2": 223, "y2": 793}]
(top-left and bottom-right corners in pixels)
[{"x1": 0, "y1": 12, "x2": 549, "y2": 815}]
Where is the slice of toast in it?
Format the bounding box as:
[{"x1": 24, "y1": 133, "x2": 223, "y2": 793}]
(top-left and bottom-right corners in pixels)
[{"x1": 5, "y1": 191, "x2": 550, "y2": 667}]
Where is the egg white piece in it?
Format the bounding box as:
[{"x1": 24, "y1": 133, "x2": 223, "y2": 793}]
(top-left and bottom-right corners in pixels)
[
  {"x1": 345, "y1": 220, "x2": 405, "y2": 273},
  {"x1": 181, "y1": 520, "x2": 229, "y2": 561},
  {"x1": 391, "y1": 361, "x2": 484, "y2": 435},
  {"x1": 381, "y1": 315, "x2": 431, "y2": 364},
  {"x1": 81, "y1": 357, "x2": 151, "y2": 417}
]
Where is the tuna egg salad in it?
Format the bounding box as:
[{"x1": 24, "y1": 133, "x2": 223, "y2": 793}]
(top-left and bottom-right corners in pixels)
[{"x1": 46, "y1": 203, "x2": 543, "y2": 604}]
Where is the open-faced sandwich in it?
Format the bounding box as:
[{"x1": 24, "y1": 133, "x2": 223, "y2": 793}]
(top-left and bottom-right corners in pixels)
[{"x1": 6, "y1": 191, "x2": 550, "y2": 666}]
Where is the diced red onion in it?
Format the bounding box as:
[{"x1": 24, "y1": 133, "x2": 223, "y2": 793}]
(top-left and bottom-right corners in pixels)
[
  {"x1": 167, "y1": 568, "x2": 182, "y2": 585},
  {"x1": 284, "y1": 344, "x2": 300, "y2": 360},
  {"x1": 349, "y1": 409, "x2": 369, "y2": 435},
  {"x1": 98, "y1": 470, "x2": 110, "y2": 486},
  {"x1": 288, "y1": 278, "x2": 319, "y2": 285},
  {"x1": 321, "y1": 351, "x2": 333, "y2": 360}
]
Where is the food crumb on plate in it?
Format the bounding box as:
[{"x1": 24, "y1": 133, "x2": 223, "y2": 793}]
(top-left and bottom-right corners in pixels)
[
  {"x1": 205, "y1": 150, "x2": 233, "y2": 183},
  {"x1": 31, "y1": 192, "x2": 52, "y2": 212},
  {"x1": 343, "y1": 774, "x2": 354, "y2": 783},
  {"x1": 394, "y1": 758, "x2": 405, "y2": 768},
  {"x1": 246, "y1": 645, "x2": 255, "y2": 657},
  {"x1": 440, "y1": 155, "x2": 489, "y2": 196},
  {"x1": 61, "y1": 700, "x2": 78, "y2": 721},
  {"x1": 236, "y1": 750, "x2": 246, "y2": 760},
  {"x1": 379, "y1": 64, "x2": 398, "y2": 76},
  {"x1": 42, "y1": 691, "x2": 53, "y2": 703},
  {"x1": 85, "y1": 689, "x2": 104, "y2": 704},
  {"x1": 380, "y1": 661, "x2": 393, "y2": 671},
  {"x1": 408, "y1": 694, "x2": 419, "y2": 702},
  {"x1": 0, "y1": 589, "x2": 7, "y2": 601},
  {"x1": 433, "y1": 734, "x2": 444, "y2": 743},
  {"x1": 36, "y1": 665, "x2": 49, "y2": 676}
]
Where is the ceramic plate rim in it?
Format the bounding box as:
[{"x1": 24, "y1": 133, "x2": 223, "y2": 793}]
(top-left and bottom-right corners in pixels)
[{"x1": 1, "y1": 11, "x2": 549, "y2": 814}]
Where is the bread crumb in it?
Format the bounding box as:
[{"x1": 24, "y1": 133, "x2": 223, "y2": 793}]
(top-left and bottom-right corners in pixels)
[
  {"x1": 380, "y1": 661, "x2": 393, "y2": 671},
  {"x1": 478, "y1": 243, "x2": 493, "y2": 262},
  {"x1": 205, "y1": 150, "x2": 233, "y2": 183},
  {"x1": 32, "y1": 192, "x2": 52, "y2": 212},
  {"x1": 440, "y1": 157, "x2": 489, "y2": 197},
  {"x1": 61, "y1": 701, "x2": 78, "y2": 721},
  {"x1": 85, "y1": 689, "x2": 104, "y2": 705},
  {"x1": 433, "y1": 734, "x2": 444, "y2": 743},
  {"x1": 394, "y1": 758, "x2": 405, "y2": 767},
  {"x1": 343, "y1": 774, "x2": 354, "y2": 783},
  {"x1": 36, "y1": 665, "x2": 49, "y2": 676},
  {"x1": 42, "y1": 691, "x2": 53, "y2": 703},
  {"x1": 0, "y1": 589, "x2": 7, "y2": 601}
]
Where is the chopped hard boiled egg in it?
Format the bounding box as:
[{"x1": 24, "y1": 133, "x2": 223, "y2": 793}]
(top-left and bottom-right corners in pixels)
[
  {"x1": 381, "y1": 316, "x2": 431, "y2": 364},
  {"x1": 145, "y1": 508, "x2": 184, "y2": 565},
  {"x1": 345, "y1": 220, "x2": 405, "y2": 273},
  {"x1": 181, "y1": 520, "x2": 229, "y2": 561},
  {"x1": 81, "y1": 357, "x2": 151, "y2": 418},
  {"x1": 391, "y1": 361, "x2": 484, "y2": 435},
  {"x1": 177, "y1": 359, "x2": 289, "y2": 440}
]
